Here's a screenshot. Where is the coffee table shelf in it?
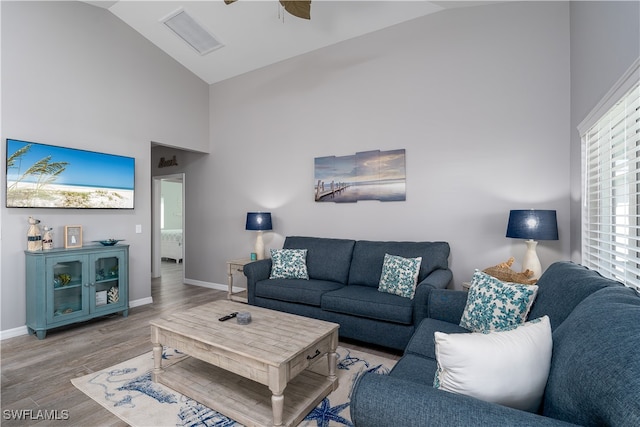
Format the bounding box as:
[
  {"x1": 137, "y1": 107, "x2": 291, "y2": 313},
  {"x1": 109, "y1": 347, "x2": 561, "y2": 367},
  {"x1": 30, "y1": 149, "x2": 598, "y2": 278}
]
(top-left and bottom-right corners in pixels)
[{"x1": 158, "y1": 356, "x2": 335, "y2": 427}]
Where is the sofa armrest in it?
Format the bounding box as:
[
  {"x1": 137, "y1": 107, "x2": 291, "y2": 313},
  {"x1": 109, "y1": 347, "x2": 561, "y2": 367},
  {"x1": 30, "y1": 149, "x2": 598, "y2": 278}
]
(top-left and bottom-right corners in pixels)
[
  {"x1": 418, "y1": 268, "x2": 452, "y2": 290},
  {"x1": 243, "y1": 259, "x2": 272, "y2": 305},
  {"x1": 426, "y1": 288, "x2": 469, "y2": 324},
  {"x1": 350, "y1": 373, "x2": 579, "y2": 427},
  {"x1": 413, "y1": 269, "x2": 452, "y2": 323}
]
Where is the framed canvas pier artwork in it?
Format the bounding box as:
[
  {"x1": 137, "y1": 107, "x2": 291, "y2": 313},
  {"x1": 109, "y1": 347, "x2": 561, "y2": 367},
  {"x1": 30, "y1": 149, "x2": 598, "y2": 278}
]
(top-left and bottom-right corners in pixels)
[{"x1": 314, "y1": 149, "x2": 406, "y2": 203}]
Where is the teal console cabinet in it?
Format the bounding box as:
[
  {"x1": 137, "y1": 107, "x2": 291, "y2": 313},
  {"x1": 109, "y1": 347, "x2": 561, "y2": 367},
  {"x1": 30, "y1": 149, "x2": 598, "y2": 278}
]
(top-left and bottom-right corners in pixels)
[{"x1": 25, "y1": 244, "x2": 129, "y2": 339}]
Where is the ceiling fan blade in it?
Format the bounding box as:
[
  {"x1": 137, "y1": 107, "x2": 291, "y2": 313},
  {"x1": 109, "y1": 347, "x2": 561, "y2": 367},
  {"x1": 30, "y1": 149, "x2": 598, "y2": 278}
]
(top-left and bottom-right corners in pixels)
[
  {"x1": 224, "y1": 0, "x2": 311, "y2": 20},
  {"x1": 279, "y1": 0, "x2": 311, "y2": 20}
]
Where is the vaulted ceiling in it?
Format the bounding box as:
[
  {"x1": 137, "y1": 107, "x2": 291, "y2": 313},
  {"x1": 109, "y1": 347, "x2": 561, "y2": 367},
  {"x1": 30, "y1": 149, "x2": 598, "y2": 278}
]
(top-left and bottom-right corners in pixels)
[{"x1": 84, "y1": 1, "x2": 496, "y2": 84}]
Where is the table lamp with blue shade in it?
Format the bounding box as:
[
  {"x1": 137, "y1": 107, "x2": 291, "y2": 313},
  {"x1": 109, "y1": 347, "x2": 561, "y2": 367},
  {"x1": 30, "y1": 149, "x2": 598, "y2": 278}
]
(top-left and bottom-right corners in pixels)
[
  {"x1": 246, "y1": 212, "x2": 272, "y2": 260},
  {"x1": 506, "y1": 209, "x2": 558, "y2": 279}
]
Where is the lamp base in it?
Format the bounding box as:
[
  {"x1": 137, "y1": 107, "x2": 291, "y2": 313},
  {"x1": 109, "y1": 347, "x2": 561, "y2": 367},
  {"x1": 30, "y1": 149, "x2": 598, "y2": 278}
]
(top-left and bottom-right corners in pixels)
[
  {"x1": 522, "y1": 239, "x2": 542, "y2": 279},
  {"x1": 255, "y1": 232, "x2": 265, "y2": 260}
]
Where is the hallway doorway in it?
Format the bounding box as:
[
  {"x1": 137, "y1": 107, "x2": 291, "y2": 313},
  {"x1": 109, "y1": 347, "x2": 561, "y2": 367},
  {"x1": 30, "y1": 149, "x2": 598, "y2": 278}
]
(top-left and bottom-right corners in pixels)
[{"x1": 152, "y1": 173, "x2": 185, "y2": 280}]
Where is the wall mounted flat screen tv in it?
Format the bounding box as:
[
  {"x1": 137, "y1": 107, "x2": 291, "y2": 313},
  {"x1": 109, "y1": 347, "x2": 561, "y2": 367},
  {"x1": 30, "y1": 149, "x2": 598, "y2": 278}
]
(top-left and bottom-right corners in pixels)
[{"x1": 6, "y1": 138, "x2": 135, "y2": 209}]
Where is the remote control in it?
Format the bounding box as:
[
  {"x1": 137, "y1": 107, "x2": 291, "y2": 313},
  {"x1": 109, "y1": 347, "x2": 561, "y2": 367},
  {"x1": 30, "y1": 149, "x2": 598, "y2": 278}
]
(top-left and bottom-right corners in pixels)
[{"x1": 218, "y1": 312, "x2": 239, "y2": 322}]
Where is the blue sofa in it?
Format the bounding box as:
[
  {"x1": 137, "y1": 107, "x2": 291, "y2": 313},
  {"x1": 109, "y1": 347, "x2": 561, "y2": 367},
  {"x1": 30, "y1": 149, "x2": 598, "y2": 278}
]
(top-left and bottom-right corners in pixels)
[
  {"x1": 243, "y1": 236, "x2": 452, "y2": 350},
  {"x1": 350, "y1": 261, "x2": 640, "y2": 426}
]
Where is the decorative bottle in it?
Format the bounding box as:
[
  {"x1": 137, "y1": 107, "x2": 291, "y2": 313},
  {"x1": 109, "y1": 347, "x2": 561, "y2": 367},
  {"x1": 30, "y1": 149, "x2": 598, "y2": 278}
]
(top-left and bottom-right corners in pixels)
[
  {"x1": 27, "y1": 217, "x2": 43, "y2": 251},
  {"x1": 42, "y1": 226, "x2": 54, "y2": 250}
]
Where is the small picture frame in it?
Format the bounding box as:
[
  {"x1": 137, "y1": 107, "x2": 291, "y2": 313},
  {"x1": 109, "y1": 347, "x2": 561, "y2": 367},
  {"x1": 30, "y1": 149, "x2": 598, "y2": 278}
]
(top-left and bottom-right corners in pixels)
[{"x1": 64, "y1": 225, "x2": 83, "y2": 248}]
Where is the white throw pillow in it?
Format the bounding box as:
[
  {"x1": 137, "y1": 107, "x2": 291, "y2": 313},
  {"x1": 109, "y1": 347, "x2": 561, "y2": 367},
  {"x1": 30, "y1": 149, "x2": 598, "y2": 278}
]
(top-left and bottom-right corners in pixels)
[{"x1": 434, "y1": 315, "x2": 552, "y2": 413}]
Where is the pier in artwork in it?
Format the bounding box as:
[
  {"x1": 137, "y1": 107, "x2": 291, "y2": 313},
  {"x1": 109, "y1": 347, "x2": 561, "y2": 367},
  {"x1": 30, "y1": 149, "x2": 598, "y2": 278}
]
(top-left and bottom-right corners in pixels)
[{"x1": 315, "y1": 180, "x2": 350, "y2": 201}]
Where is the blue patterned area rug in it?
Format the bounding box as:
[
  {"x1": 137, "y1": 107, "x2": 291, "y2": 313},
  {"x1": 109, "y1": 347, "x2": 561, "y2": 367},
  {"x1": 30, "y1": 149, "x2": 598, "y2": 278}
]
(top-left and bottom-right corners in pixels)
[{"x1": 71, "y1": 346, "x2": 396, "y2": 427}]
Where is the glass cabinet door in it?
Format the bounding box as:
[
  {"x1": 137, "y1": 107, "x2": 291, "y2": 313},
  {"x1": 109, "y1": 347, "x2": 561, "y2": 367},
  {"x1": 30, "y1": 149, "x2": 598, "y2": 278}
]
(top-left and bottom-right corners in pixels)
[
  {"x1": 92, "y1": 254, "x2": 123, "y2": 311},
  {"x1": 47, "y1": 257, "x2": 88, "y2": 322}
]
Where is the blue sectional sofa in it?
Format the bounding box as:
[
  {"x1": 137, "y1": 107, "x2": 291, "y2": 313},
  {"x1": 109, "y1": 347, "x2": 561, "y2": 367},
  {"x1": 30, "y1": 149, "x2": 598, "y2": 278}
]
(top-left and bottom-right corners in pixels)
[
  {"x1": 243, "y1": 236, "x2": 452, "y2": 350},
  {"x1": 350, "y1": 261, "x2": 640, "y2": 426}
]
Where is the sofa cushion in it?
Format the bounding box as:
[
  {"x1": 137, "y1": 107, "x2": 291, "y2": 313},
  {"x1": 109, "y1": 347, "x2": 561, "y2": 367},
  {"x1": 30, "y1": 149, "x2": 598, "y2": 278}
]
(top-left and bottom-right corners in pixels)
[
  {"x1": 404, "y1": 318, "x2": 469, "y2": 360},
  {"x1": 543, "y1": 286, "x2": 640, "y2": 425},
  {"x1": 254, "y1": 278, "x2": 344, "y2": 307},
  {"x1": 460, "y1": 270, "x2": 538, "y2": 332},
  {"x1": 269, "y1": 249, "x2": 309, "y2": 279},
  {"x1": 322, "y1": 285, "x2": 414, "y2": 324},
  {"x1": 434, "y1": 316, "x2": 552, "y2": 413},
  {"x1": 527, "y1": 261, "x2": 616, "y2": 330},
  {"x1": 283, "y1": 236, "x2": 355, "y2": 284},
  {"x1": 389, "y1": 353, "x2": 439, "y2": 386},
  {"x1": 426, "y1": 289, "x2": 469, "y2": 324},
  {"x1": 378, "y1": 254, "x2": 422, "y2": 299},
  {"x1": 348, "y1": 240, "x2": 450, "y2": 288}
]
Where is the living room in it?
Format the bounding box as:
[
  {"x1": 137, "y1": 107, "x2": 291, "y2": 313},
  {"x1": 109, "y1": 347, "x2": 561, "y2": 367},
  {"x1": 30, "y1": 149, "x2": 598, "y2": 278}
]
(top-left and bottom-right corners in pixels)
[
  {"x1": 3, "y1": 1, "x2": 638, "y2": 338},
  {"x1": 1, "y1": 0, "x2": 639, "y2": 425}
]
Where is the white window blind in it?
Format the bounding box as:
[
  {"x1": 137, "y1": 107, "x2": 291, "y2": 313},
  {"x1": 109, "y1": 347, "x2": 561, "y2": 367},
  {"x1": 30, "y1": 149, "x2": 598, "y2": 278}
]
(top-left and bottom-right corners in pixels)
[{"x1": 581, "y1": 60, "x2": 640, "y2": 291}]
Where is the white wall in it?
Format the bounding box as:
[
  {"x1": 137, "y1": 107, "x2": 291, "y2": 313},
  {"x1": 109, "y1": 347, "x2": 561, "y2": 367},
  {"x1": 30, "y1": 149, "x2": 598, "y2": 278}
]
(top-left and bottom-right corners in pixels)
[
  {"x1": 0, "y1": 1, "x2": 209, "y2": 335},
  {"x1": 568, "y1": 1, "x2": 640, "y2": 262},
  {"x1": 189, "y1": 1, "x2": 571, "y2": 288}
]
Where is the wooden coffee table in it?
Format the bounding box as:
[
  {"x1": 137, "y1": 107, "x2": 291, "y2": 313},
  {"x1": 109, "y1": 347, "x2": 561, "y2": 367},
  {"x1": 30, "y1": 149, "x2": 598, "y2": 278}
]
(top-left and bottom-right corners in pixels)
[{"x1": 150, "y1": 300, "x2": 339, "y2": 427}]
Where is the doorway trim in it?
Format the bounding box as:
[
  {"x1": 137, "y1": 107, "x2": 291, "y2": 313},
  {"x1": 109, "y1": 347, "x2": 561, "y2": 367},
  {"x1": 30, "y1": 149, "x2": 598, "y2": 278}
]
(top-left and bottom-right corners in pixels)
[{"x1": 152, "y1": 173, "x2": 185, "y2": 281}]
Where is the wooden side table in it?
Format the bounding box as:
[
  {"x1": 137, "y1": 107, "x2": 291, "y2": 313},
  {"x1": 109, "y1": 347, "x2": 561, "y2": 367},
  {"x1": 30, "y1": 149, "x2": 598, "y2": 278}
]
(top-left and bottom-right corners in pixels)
[{"x1": 226, "y1": 258, "x2": 253, "y2": 303}]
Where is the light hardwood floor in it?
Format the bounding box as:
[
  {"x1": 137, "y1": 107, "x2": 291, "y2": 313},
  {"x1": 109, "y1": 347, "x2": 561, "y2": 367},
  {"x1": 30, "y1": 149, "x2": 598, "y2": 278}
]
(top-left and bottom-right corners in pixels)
[{"x1": 1, "y1": 262, "x2": 400, "y2": 426}]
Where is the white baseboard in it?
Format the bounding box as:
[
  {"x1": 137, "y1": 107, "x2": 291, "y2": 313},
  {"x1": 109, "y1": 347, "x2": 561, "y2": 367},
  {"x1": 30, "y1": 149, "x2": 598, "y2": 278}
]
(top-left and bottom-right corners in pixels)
[
  {"x1": 0, "y1": 325, "x2": 29, "y2": 340},
  {"x1": 184, "y1": 278, "x2": 228, "y2": 292},
  {"x1": 0, "y1": 296, "x2": 154, "y2": 340},
  {"x1": 130, "y1": 296, "x2": 153, "y2": 308}
]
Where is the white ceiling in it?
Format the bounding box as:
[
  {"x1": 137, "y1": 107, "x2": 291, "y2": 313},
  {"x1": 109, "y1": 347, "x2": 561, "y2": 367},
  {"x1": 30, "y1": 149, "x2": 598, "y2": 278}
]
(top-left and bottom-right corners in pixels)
[{"x1": 84, "y1": 1, "x2": 492, "y2": 85}]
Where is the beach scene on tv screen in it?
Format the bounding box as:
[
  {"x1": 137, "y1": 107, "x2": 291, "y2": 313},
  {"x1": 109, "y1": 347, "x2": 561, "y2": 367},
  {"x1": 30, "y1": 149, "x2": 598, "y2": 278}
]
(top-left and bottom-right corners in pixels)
[{"x1": 6, "y1": 139, "x2": 135, "y2": 209}]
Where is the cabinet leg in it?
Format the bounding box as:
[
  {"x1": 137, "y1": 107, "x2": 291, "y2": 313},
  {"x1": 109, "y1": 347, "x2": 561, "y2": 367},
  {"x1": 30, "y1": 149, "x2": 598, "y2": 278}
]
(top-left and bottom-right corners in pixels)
[
  {"x1": 35, "y1": 330, "x2": 46, "y2": 340},
  {"x1": 122, "y1": 310, "x2": 129, "y2": 318}
]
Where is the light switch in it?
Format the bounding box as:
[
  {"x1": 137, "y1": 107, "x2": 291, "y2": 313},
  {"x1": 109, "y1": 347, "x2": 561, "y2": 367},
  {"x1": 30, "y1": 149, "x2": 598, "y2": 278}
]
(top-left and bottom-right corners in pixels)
[{"x1": 136, "y1": 224, "x2": 142, "y2": 234}]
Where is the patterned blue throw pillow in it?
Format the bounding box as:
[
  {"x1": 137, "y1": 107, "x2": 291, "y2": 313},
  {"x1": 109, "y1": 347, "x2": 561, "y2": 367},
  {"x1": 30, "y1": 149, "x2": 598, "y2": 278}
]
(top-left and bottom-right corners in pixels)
[
  {"x1": 269, "y1": 249, "x2": 309, "y2": 279},
  {"x1": 378, "y1": 253, "x2": 422, "y2": 299},
  {"x1": 459, "y1": 270, "x2": 538, "y2": 332}
]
